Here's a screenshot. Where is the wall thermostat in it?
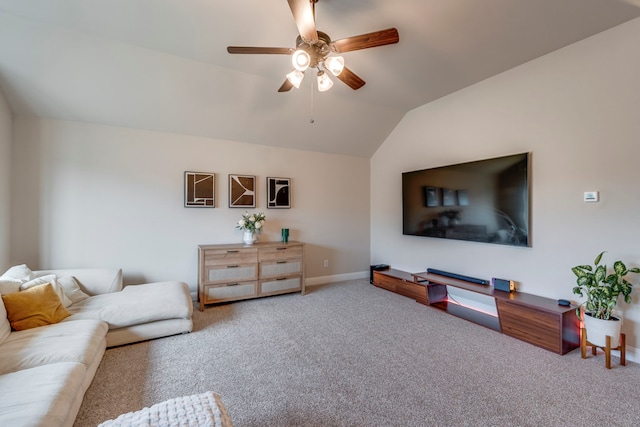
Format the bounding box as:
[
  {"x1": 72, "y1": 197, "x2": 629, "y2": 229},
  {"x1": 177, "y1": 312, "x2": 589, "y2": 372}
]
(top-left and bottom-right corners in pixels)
[{"x1": 584, "y1": 191, "x2": 599, "y2": 202}]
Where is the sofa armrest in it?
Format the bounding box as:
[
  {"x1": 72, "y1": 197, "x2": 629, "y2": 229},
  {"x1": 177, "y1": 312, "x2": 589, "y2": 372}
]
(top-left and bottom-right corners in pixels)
[{"x1": 33, "y1": 268, "x2": 123, "y2": 295}]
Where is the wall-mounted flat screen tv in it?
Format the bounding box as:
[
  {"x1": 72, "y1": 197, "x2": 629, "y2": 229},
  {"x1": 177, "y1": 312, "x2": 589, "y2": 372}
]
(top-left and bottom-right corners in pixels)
[{"x1": 402, "y1": 153, "x2": 530, "y2": 247}]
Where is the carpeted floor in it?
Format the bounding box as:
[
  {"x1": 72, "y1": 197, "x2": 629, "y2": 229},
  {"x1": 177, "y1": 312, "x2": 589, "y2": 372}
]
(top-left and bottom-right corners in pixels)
[{"x1": 75, "y1": 279, "x2": 640, "y2": 426}]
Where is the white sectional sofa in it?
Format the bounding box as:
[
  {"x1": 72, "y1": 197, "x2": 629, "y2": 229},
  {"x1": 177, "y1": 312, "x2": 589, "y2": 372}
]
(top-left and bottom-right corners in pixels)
[{"x1": 0, "y1": 266, "x2": 194, "y2": 427}]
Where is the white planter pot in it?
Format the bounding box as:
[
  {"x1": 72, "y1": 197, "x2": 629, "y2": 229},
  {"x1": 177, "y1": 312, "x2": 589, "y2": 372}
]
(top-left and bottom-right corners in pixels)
[
  {"x1": 243, "y1": 231, "x2": 255, "y2": 245},
  {"x1": 583, "y1": 313, "x2": 621, "y2": 348}
]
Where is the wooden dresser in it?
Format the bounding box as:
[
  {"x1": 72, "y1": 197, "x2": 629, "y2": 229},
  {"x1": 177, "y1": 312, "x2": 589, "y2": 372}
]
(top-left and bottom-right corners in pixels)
[{"x1": 197, "y1": 241, "x2": 305, "y2": 311}]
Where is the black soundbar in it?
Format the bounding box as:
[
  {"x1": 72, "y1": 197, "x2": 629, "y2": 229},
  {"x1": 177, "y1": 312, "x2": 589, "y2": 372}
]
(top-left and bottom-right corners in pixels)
[{"x1": 426, "y1": 268, "x2": 490, "y2": 285}]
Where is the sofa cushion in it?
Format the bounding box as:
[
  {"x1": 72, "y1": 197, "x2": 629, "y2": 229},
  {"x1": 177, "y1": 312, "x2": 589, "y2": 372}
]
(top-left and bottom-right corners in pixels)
[
  {"x1": 0, "y1": 319, "x2": 108, "y2": 375},
  {"x1": 0, "y1": 297, "x2": 9, "y2": 345},
  {"x1": 0, "y1": 278, "x2": 22, "y2": 295},
  {"x1": 20, "y1": 274, "x2": 73, "y2": 307},
  {"x1": 0, "y1": 264, "x2": 35, "y2": 283},
  {"x1": 0, "y1": 362, "x2": 87, "y2": 427},
  {"x1": 34, "y1": 268, "x2": 123, "y2": 295},
  {"x1": 58, "y1": 275, "x2": 90, "y2": 304},
  {"x1": 66, "y1": 281, "x2": 192, "y2": 329},
  {"x1": 1, "y1": 283, "x2": 71, "y2": 331}
]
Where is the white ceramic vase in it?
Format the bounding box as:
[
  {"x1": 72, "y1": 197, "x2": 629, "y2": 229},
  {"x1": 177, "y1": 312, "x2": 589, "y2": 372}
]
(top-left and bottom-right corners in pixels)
[
  {"x1": 583, "y1": 312, "x2": 622, "y2": 348},
  {"x1": 243, "y1": 230, "x2": 256, "y2": 245}
]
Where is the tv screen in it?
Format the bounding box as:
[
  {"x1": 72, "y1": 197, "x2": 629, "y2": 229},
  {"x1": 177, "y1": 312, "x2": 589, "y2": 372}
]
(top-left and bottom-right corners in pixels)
[{"x1": 402, "y1": 153, "x2": 530, "y2": 247}]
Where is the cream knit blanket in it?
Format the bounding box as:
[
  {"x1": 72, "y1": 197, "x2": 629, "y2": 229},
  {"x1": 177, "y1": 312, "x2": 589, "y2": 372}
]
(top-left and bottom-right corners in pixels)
[{"x1": 98, "y1": 391, "x2": 233, "y2": 427}]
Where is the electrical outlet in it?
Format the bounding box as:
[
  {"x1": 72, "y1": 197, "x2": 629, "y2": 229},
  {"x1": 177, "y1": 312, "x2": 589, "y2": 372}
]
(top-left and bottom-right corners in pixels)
[{"x1": 323, "y1": 259, "x2": 329, "y2": 267}]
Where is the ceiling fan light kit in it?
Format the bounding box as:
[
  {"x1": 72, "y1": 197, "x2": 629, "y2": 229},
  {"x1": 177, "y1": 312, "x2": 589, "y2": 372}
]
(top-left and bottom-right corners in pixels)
[
  {"x1": 316, "y1": 70, "x2": 333, "y2": 92},
  {"x1": 286, "y1": 69, "x2": 305, "y2": 89},
  {"x1": 324, "y1": 56, "x2": 345, "y2": 77},
  {"x1": 227, "y1": 0, "x2": 399, "y2": 93},
  {"x1": 291, "y1": 50, "x2": 311, "y2": 71}
]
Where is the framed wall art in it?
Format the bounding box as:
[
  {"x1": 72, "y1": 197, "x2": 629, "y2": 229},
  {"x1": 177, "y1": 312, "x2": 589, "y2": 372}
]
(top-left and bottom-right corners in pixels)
[
  {"x1": 184, "y1": 171, "x2": 215, "y2": 207},
  {"x1": 442, "y1": 188, "x2": 457, "y2": 206},
  {"x1": 423, "y1": 186, "x2": 439, "y2": 207},
  {"x1": 267, "y1": 177, "x2": 291, "y2": 209},
  {"x1": 229, "y1": 174, "x2": 256, "y2": 208}
]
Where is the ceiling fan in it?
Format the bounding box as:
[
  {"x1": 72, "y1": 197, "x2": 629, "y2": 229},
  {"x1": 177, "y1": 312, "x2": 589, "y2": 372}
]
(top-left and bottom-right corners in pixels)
[{"x1": 227, "y1": 0, "x2": 399, "y2": 93}]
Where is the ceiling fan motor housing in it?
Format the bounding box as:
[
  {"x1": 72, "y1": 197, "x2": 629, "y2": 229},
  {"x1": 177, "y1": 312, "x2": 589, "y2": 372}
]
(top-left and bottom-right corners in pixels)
[{"x1": 295, "y1": 31, "x2": 332, "y2": 68}]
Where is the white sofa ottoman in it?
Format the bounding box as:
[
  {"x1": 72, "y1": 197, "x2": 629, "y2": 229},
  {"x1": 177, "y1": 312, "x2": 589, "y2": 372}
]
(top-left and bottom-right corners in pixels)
[{"x1": 34, "y1": 268, "x2": 194, "y2": 347}]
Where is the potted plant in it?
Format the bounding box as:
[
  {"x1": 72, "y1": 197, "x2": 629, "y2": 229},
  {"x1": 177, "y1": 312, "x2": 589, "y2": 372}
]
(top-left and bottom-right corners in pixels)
[{"x1": 572, "y1": 251, "x2": 640, "y2": 347}]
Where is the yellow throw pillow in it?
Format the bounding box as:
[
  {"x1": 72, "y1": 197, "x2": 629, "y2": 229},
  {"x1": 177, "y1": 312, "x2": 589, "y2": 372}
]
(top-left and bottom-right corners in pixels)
[{"x1": 1, "y1": 283, "x2": 71, "y2": 331}]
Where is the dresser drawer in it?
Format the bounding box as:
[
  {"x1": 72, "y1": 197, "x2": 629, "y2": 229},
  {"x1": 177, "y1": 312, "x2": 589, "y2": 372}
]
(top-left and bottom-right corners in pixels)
[
  {"x1": 260, "y1": 277, "x2": 301, "y2": 295},
  {"x1": 203, "y1": 248, "x2": 258, "y2": 266},
  {"x1": 204, "y1": 281, "x2": 258, "y2": 303},
  {"x1": 259, "y1": 245, "x2": 303, "y2": 262},
  {"x1": 260, "y1": 260, "x2": 302, "y2": 279},
  {"x1": 204, "y1": 264, "x2": 258, "y2": 284}
]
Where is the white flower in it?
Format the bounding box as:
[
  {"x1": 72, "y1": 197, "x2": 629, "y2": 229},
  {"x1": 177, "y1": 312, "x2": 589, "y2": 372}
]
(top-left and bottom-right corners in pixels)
[{"x1": 235, "y1": 211, "x2": 266, "y2": 233}]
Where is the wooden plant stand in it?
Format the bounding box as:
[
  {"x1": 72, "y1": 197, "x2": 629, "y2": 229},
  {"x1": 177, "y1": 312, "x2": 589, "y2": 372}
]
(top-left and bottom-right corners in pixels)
[{"x1": 580, "y1": 328, "x2": 626, "y2": 369}]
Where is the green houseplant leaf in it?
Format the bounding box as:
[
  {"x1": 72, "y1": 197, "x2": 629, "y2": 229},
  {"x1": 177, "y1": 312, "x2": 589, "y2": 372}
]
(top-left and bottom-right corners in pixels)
[{"x1": 572, "y1": 251, "x2": 640, "y2": 321}]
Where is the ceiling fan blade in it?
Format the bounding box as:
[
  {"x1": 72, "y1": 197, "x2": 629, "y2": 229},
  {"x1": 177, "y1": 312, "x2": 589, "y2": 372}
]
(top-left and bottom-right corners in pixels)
[
  {"x1": 331, "y1": 28, "x2": 399, "y2": 53},
  {"x1": 227, "y1": 46, "x2": 294, "y2": 55},
  {"x1": 336, "y1": 66, "x2": 365, "y2": 90},
  {"x1": 278, "y1": 79, "x2": 294, "y2": 92},
  {"x1": 287, "y1": 0, "x2": 318, "y2": 44}
]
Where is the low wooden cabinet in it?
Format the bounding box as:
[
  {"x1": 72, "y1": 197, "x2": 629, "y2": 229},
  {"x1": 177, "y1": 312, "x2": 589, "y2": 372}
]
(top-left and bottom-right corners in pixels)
[
  {"x1": 373, "y1": 269, "x2": 428, "y2": 305},
  {"x1": 198, "y1": 241, "x2": 305, "y2": 311},
  {"x1": 411, "y1": 271, "x2": 580, "y2": 355}
]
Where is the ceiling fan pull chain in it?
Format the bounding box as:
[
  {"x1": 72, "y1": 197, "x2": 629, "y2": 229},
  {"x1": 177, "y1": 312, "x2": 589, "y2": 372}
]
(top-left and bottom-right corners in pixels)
[{"x1": 310, "y1": 77, "x2": 315, "y2": 124}]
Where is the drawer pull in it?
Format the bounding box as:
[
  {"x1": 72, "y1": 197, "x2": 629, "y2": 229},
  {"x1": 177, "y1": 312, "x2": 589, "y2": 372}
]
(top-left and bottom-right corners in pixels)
[
  {"x1": 276, "y1": 277, "x2": 287, "y2": 281},
  {"x1": 277, "y1": 261, "x2": 287, "y2": 264},
  {"x1": 276, "y1": 247, "x2": 287, "y2": 251},
  {"x1": 227, "y1": 250, "x2": 239, "y2": 253},
  {"x1": 227, "y1": 265, "x2": 239, "y2": 268},
  {"x1": 227, "y1": 283, "x2": 239, "y2": 286}
]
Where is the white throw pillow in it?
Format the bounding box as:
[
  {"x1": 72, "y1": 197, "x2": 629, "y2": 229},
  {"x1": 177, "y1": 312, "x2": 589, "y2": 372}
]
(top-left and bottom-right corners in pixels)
[
  {"x1": 0, "y1": 297, "x2": 10, "y2": 344},
  {"x1": 0, "y1": 278, "x2": 22, "y2": 295},
  {"x1": 1, "y1": 264, "x2": 35, "y2": 283},
  {"x1": 20, "y1": 274, "x2": 73, "y2": 308},
  {"x1": 57, "y1": 276, "x2": 90, "y2": 304}
]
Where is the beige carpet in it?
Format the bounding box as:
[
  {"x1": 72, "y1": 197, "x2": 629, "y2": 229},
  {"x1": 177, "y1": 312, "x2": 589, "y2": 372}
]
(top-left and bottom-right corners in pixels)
[{"x1": 75, "y1": 279, "x2": 640, "y2": 426}]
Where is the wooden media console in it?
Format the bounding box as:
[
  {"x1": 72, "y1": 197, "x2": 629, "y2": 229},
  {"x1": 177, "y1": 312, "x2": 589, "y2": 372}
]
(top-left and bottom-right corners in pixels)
[{"x1": 373, "y1": 269, "x2": 580, "y2": 355}]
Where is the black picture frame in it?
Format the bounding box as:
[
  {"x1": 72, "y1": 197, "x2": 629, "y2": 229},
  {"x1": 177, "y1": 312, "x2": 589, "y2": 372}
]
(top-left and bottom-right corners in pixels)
[
  {"x1": 442, "y1": 188, "x2": 457, "y2": 206},
  {"x1": 267, "y1": 177, "x2": 291, "y2": 209},
  {"x1": 424, "y1": 186, "x2": 439, "y2": 207},
  {"x1": 229, "y1": 174, "x2": 256, "y2": 208},
  {"x1": 184, "y1": 171, "x2": 215, "y2": 208}
]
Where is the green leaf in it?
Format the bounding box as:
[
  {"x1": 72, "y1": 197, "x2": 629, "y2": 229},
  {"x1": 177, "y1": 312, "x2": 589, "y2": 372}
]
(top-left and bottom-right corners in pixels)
[
  {"x1": 614, "y1": 261, "x2": 627, "y2": 276},
  {"x1": 594, "y1": 251, "x2": 606, "y2": 265},
  {"x1": 572, "y1": 265, "x2": 592, "y2": 275},
  {"x1": 576, "y1": 276, "x2": 590, "y2": 287}
]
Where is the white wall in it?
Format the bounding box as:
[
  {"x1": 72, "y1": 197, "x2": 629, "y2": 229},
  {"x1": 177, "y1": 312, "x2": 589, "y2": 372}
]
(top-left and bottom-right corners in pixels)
[
  {"x1": 0, "y1": 88, "x2": 11, "y2": 271},
  {"x1": 10, "y1": 118, "x2": 371, "y2": 294},
  {"x1": 371, "y1": 18, "x2": 640, "y2": 355}
]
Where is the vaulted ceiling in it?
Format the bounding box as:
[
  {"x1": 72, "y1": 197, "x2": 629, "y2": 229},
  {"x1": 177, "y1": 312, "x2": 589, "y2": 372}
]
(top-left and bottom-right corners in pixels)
[{"x1": 1, "y1": 0, "x2": 639, "y2": 157}]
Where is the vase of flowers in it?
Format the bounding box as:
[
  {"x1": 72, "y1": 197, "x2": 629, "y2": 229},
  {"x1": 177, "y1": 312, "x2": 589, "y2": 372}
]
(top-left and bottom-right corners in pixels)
[{"x1": 236, "y1": 211, "x2": 266, "y2": 245}]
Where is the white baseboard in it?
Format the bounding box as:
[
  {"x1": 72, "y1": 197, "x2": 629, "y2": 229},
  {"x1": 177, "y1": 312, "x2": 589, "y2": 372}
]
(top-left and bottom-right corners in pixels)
[{"x1": 305, "y1": 270, "x2": 369, "y2": 287}]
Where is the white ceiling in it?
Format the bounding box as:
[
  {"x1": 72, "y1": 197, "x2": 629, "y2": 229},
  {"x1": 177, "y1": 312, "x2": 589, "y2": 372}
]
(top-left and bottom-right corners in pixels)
[{"x1": 1, "y1": 0, "x2": 639, "y2": 157}]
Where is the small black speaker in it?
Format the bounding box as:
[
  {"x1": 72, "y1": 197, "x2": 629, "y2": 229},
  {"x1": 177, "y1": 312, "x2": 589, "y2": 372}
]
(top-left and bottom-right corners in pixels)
[
  {"x1": 370, "y1": 264, "x2": 390, "y2": 284},
  {"x1": 492, "y1": 277, "x2": 515, "y2": 292}
]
